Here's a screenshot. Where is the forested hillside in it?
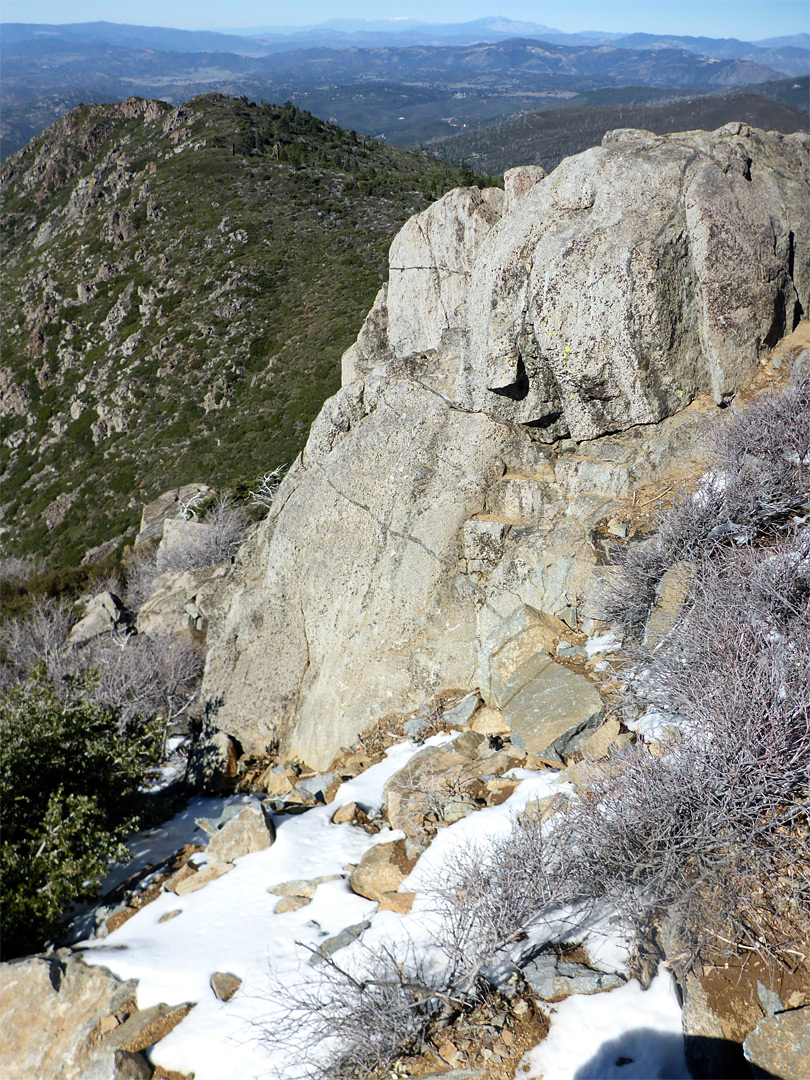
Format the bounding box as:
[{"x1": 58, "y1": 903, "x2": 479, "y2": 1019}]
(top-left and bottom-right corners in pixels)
[{"x1": 0, "y1": 94, "x2": 492, "y2": 565}]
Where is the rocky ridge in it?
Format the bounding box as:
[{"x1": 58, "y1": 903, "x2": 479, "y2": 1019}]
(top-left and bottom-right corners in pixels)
[
  {"x1": 0, "y1": 94, "x2": 488, "y2": 564},
  {"x1": 191, "y1": 122, "x2": 809, "y2": 778}
]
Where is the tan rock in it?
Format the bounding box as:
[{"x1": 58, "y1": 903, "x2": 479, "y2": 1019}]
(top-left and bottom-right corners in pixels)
[
  {"x1": 379, "y1": 891, "x2": 416, "y2": 914},
  {"x1": 173, "y1": 864, "x2": 226, "y2": 895},
  {"x1": 206, "y1": 803, "x2": 276, "y2": 869},
  {"x1": 497, "y1": 656, "x2": 605, "y2": 760},
  {"x1": 164, "y1": 863, "x2": 197, "y2": 894},
  {"x1": 483, "y1": 778, "x2": 519, "y2": 806},
  {"x1": 384, "y1": 743, "x2": 479, "y2": 837},
  {"x1": 192, "y1": 128, "x2": 809, "y2": 783},
  {"x1": 579, "y1": 719, "x2": 633, "y2": 762},
  {"x1": 136, "y1": 484, "x2": 212, "y2": 546},
  {"x1": 275, "y1": 895, "x2": 311, "y2": 914},
  {"x1": 258, "y1": 764, "x2": 296, "y2": 798},
  {"x1": 349, "y1": 840, "x2": 417, "y2": 902},
  {"x1": 210, "y1": 972, "x2": 242, "y2": 1002},
  {"x1": 469, "y1": 706, "x2": 510, "y2": 735},
  {"x1": 644, "y1": 561, "x2": 695, "y2": 648},
  {"x1": 744, "y1": 1009, "x2": 810, "y2": 1080},
  {"x1": 520, "y1": 792, "x2": 569, "y2": 824},
  {"x1": 331, "y1": 801, "x2": 359, "y2": 825},
  {"x1": 0, "y1": 953, "x2": 190, "y2": 1080},
  {"x1": 268, "y1": 874, "x2": 342, "y2": 898}
]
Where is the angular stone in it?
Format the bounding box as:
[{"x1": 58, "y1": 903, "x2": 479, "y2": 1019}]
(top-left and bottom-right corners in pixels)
[
  {"x1": 744, "y1": 1006, "x2": 810, "y2": 1080},
  {"x1": 307, "y1": 920, "x2": 371, "y2": 966},
  {"x1": 258, "y1": 764, "x2": 295, "y2": 798},
  {"x1": 112, "y1": 1050, "x2": 152, "y2": 1079},
  {"x1": 470, "y1": 706, "x2": 510, "y2": 735},
  {"x1": 66, "y1": 602, "x2": 119, "y2": 648},
  {"x1": 441, "y1": 693, "x2": 481, "y2": 728},
  {"x1": 268, "y1": 875, "x2": 342, "y2": 898},
  {"x1": 379, "y1": 891, "x2": 416, "y2": 914},
  {"x1": 579, "y1": 719, "x2": 633, "y2": 762},
  {"x1": 349, "y1": 840, "x2": 417, "y2": 902},
  {"x1": 206, "y1": 803, "x2": 276, "y2": 869},
  {"x1": 521, "y1": 951, "x2": 623, "y2": 1001},
  {"x1": 210, "y1": 972, "x2": 242, "y2": 1003},
  {"x1": 136, "y1": 484, "x2": 212, "y2": 546},
  {"x1": 0, "y1": 952, "x2": 193, "y2": 1080},
  {"x1": 644, "y1": 561, "x2": 695, "y2": 648},
  {"x1": 384, "y1": 743, "x2": 480, "y2": 837},
  {"x1": 296, "y1": 772, "x2": 340, "y2": 802},
  {"x1": 0, "y1": 954, "x2": 136, "y2": 1080},
  {"x1": 520, "y1": 791, "x2": 569, "y2": 823},
  {"x1": 331, "y1": 801, "x2": 360, "y2": 825},
  {"x1": 136, "y1": 562, "x2": 229, "y2": 639},
  {"x1": 438, "y1": 793, "x2": 479, "y2": 825},
  {"x1": 500, "y1": 658, "x2": 604, "y2": 760},
  {"x1": 173, "y1": 864, "x2": 226, "y2": 895},
  {"x1": 164, "y1": 864, "x2": 196, "y2": 894}
]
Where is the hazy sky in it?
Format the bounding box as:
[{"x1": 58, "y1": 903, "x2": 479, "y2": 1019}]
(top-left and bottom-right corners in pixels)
[{"x1": 2, "y1": 1, "x2": 808, "y2": 39}]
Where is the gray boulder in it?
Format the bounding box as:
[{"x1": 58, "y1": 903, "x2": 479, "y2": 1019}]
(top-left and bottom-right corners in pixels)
[
  {"x1": 66, "y1": 592, "x2": 127, "y2": 648},
  {"x1": 192, "y1": 126, "x2": 808, "y2": 778},
  {"x1": 744, "y1": 1006, "x2": 810, "y2": 1080}
]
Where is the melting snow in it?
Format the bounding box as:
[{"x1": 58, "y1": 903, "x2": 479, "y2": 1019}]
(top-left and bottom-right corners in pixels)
[{"x1": 77, "y1": 737, "x2": 687, "y2": 1079}]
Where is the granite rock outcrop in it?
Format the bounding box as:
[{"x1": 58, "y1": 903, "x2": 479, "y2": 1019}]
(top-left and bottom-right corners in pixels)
[{"x1": 193, "y1": 124, "x2": 809, "y2": 776}]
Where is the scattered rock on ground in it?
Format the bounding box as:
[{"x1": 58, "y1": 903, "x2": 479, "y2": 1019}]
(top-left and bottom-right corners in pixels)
[
  {"x1": 210, "y1": 972, "x2": 242, "y2": 1002},
  {"x1": 205, "y1": 803, "x2": 276, "y2": 869},
  {"x1": 349, "y1": 839, "x2": 418, "y2": 902},
  {"x1": 520, "y1": 950, "x2": 624, "y2": 1001}
]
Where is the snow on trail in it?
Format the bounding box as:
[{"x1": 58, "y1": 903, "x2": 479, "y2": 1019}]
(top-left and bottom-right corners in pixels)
[
  {"x1": 78, "y1": 738, "x2": 442, "y2": 1078},
  {"x1": 78, "y1": 735, "x2": 688, "y2": 1079},
  {"x1": 522, "y1": 970, "x2": 688, "y2": 1079}
]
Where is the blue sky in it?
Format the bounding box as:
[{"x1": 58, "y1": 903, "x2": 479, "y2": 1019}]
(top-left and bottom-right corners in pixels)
[{"x1": 2, "y1": 1, "x2": 808, "y2": 39}]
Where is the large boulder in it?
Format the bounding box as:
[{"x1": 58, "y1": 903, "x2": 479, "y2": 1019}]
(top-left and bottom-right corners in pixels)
[
  {"x1": 0, "y1": 951, "x2": 190, "y2": 1080},
  {"x1": 193, "y1": 126, "x2": 809, "y2": 779},
  {"x1": 459, "y1": 125, "x2": 809, "y2": 440}
]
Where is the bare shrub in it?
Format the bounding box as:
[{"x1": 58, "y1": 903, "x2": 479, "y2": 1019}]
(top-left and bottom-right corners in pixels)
[
  {"x1": 599, "y1": 361, "x2": 810, "y2": 639},
  {"x1": 265, "y1": 377, "x2": 809, "y2": 1076},
  {"x1": 0, "y1": 598, "x2": 73, "y2": 690},
  {"x1": 259, "y1": 944, "x2": 440, "y2": 1079},
  {"x1": 155, "y1": 496, "x2": 249, "y2": 575},
  {"x1": 0, "y1": 595, "x2": 203, "y2": 734},
  {"x1": 249, "y1": 465, "x2": 287, "y2": 512},
  {"x1": 88, "y1": 633, "x2": 205, "y2": 731},
  {"x1": 123, "y1": 548, "x2": 159, "y2": 610},
  {"x1": 592, "y1": 530, "x2": 810, "y2": 961},
  {"x1": 0, "y1": 555, "x2": 41, "y2": 587},
  {"x1": 430, "y1": 813, "x2": 582, "y2": 1001}
]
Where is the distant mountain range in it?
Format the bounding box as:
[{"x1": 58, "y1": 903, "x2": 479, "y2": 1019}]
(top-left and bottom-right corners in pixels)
[
  {"x1": 5, "y1": 18, "x2": 808, "y2": 57},
  {"x1": 1, "y1": 20, "x2": 808, "y2": 159}
]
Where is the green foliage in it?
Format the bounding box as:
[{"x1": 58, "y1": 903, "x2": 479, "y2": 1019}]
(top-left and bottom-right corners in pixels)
[
  {"x1": 0, "y1": 673, "x2": 160, "y2": 959},
  {"x1": 2, "y1": 93, "x2": 497, "y2": 568}
]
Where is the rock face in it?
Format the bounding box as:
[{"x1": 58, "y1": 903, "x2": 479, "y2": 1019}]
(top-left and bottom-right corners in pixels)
[{"x1": 194, "y1": 125, "x2": 809, "y2": 777}]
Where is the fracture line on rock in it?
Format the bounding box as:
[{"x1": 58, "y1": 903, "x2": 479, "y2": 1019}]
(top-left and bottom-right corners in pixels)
[{"x1": 321, "y1": 472, "x2": 452, "y2": 567}]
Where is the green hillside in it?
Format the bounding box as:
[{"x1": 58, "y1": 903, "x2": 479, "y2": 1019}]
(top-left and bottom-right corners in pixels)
[
  {"x1": 427, "y1": 85, "x2": 809, "y2": 174},
  {"x1": 0, "y1": 94, "x2": 494, "y2": 565}
]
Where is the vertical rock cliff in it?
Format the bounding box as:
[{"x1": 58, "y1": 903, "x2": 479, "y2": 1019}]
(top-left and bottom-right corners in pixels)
[{"x1": 193, "y1": 123, "x2": 809, "y2": 778}]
